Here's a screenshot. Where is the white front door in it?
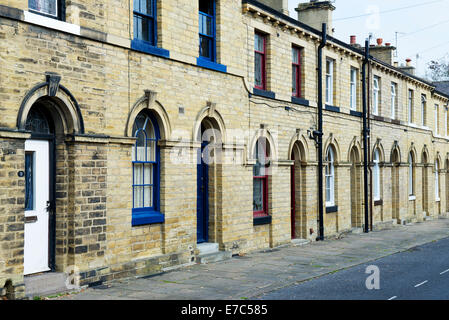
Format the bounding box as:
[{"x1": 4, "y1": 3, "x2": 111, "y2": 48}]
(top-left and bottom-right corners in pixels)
[{"x1": 24, "y1": 140, "x2": 51, "y2": 275}]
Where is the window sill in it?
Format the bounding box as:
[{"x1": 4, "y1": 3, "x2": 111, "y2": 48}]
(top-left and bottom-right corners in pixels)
[
  {"x1": 374, "y1": 199, "x2": 383, "y2": 206},
  {"x1": 350, "y1": 110, "x2": 363, "y2": 117},
  {"x1": 196, "y1": 57, "x2": 227, "y2": 73},
  {"x1": 24, "y1": 11, "x2": 80, "y2": 35},
  {"x1": 253, "y1": 88, "x2": 276, "y2": 99},
  {"x1": 409, "y1": 195, "x2": 416, "y2": 201},
  {"x1": 253, "y1": 215, "x2": 272, "y2": 226},
  {"x1": 325, "y1": 105, "x2": 340, "y2": 113},
  {"x1": 131, "y1": 39, "x2": 170, "y2": 58},
  {"x1": 291, "y1": 96, "x2": 310, "y2": 106},
  {"x1": 132, "y1": 208, "x2": 164, "y2": 226},
  {"x1": 326, "y1": 205, "x2": 338, "y2": 213}
]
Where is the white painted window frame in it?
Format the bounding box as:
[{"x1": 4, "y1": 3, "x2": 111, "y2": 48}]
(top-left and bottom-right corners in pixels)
[
  {"x1": 373, "y1": 149, "x2": 381, "y2": 201},
  {"x1": 421, "y1": 94, "x2": 427, "y2": 127},
  {"x1": 435, "y1": 160, "x2": 440, "y2": 201},
  {"x1": 325, "y1": 147, "x2": 335, "y2": 207},
  {"x1": 408, "y1": 89, "x2": 413, "y2": 124},
  {"x1": 350, "y1": 68, "x2": 357, "y2": 111},
  {"x1": 373, "y1": 76, "x2": 380, "y2": 115},
  {"x1": 391, "y1": 82, "x2": 396, "y2": 119},
  {"x1": 326, "y1": 58, "x2": 334, "y2": 105}
]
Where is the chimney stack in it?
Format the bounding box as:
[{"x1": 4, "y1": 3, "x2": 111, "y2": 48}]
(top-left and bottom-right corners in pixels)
[
  {"x1": 369, "y1": 40, "x2": 396, "y2": 65},
  {"x1": 399, "y1": 58, "x2": 416, "y2": 75},
  {"x1": 258, "y1": 0, "x2": 289, "y2": 15},
  {"x1": 295, "y1": 1, "x2": 336, "y2": 35}
]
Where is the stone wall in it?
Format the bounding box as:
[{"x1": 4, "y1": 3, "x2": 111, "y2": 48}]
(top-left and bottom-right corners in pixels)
[{"x1": 0, "y1": 0, "x2": 448, "y2": 298}]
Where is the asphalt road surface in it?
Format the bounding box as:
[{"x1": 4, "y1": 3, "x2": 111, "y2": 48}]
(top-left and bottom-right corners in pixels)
[{"x1": 259, "y1": 237, "x2": 449, "y2": 300}]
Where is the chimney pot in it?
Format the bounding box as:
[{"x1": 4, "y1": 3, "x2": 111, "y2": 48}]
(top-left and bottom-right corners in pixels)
[
  {"x1": 406, "y1": 58, "x2": 412, "y2": 66},
  {"x1": 385, "y1": 43, "x2": 391, "y2": 47},
  {"x1": 350, "y1": 35, "x2": 356, "y2": 44},
  {"x1": 376, "y1": 38, "x2": 383, "y2": 46}
]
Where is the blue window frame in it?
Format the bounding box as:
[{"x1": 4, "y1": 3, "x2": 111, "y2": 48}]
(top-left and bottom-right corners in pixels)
[
  {"x1": 131, "y1": 0, "x2": 170, "y2": 58},
  {"x1": 133, "y1": 0, "x2": 157, "y2": 46},
  {"x1": 199, "y1": 0, "x2": 216, "y2": 61},
  {"x1": 132, "y1": 111, "x2": 164, "y2": 226}
]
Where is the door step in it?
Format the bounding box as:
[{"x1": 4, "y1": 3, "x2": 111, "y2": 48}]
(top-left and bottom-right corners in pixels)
[
  {"x1": 196, "y1": 251, "x2": 232, "y2": 264},
  {"x1": 24, "y1": 272, "x2": 71, "y2": 298},
  {"x1": 291, "y1": 238, "x2": 310, "y2": 246},
  {"x1": 196, "y1": 243, "x2": 232, "y2": 264},
  {"x1": 197, "y1": 242, "x2": 219, "y2": 255}
]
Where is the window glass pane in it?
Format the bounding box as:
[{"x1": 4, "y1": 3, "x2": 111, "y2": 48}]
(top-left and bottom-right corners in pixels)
[
  {"x1": 144, "y1": 186, "x2": 153, "y2": 207},
  {"x1": 253, "y1": 178, "x2": 263, "y2": 212},
  {"x1": 134, "y1": 15, "x2": 153, "y2": 43},
  {"x1": 144, "y1": 163, "x2": 153, "y2": 185},
  {"x1": 254, "y1": 53, "x2": 263, "y2": 87},
  {"x1": 199, "y1": 36, "x2": 211, "y2": 58},
  {"x1": 199, "y1": 14, "x2": 213, "y2": 36},
  {"x1": 25, "y1": 152, "x2": 34, "y2": 211},
  {"x1": 255, "y1": 34, "x2": 264, "y2": 52},
  {"x1": 29, "y1": 0, "x2": 57, "y2": 16},
  {"x1": 134, "y1": 186, "x2": 143, "y2": 208},
  {"x1": 134, "y1": 0, "x2": 153, "y2": 15},
  {"x1": 199, "y1": 0, "x2": 213, "y2": 15},
  {"x1": 292, "y1": 48, "x2": 299, "y2": 64},
  {"x1": 292, "y1": 66, "x2": 297, "y2": 94},
  {"x1": 134, "y1": 163, "x2": 144, "y2": 185}
]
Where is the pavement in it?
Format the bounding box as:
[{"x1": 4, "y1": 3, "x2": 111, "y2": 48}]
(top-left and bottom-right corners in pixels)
[{"x1": 49, "y1": 217, "x2": 449, "y2": 300}]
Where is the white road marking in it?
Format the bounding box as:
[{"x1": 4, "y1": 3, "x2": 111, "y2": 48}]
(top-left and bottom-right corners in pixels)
[
  {"x1": 414, "y1": 280, "x2": 428, "y2": 288},
  {"x1": 388, "y1": 296, "x2": 397, "y2": 300},
  {"x1": 440, "y1": 269, "x2": 449, "y2": 275}
]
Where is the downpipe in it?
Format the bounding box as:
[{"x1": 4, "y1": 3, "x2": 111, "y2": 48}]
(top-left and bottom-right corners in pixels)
[
  {"x1": 362, "y1": 40, "x2": 370, "y2": 233},
  {"x1": 316, "y1": 23, "x2": 327, "y2": 241}
]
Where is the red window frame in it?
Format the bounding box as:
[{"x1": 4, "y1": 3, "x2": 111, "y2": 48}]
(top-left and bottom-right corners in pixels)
[
  {"x1": 292, "y1": 46, "x2": 302, "y2": 97},
  {"x1": 254, "y1": 32, "x2": 266, "y2": 90},
  {"x1": 253, "y1": 139, "x2": 269, "y2": 217}
]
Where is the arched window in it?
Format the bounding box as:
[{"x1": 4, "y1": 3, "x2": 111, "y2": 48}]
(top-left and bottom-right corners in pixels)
[
  {"x1": 409, "y1": 152, "x2": 415, "y2": 197},
  {"x1": 132, "y1": 111, "x2": 163, "y2": 226},
  {"x1": 373, "y1": 149, "x2": 381, "y2": 201},
  {"x1": 435, "y1": 160, "x2": 440, "y2": 201},
  {"x1": 253, "y1": 138, "x2": 270, "y2": 219},
  {"x1": 325, "y1": 146, "x2": 335, "y2": 206}
]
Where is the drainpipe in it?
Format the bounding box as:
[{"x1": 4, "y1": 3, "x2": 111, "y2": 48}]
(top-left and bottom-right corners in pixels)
[
  {"x1": 316, "y1": 23, "x2": 327, "y2": 241},
  {"x1": 367, "y1": 45, "x2": 373, "y2": 231},
  {"x1": 362, "y1": 40, "x2": 370, "y2": 233}
]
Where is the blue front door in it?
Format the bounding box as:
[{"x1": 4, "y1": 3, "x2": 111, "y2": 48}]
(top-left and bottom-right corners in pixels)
[{"x1": 197, "y1": 143, "x2": 209, "y2": 243}]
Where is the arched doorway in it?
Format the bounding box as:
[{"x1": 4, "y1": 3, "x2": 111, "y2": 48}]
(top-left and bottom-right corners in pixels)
[
  {"x1": 18, "y1": 80, "x2": 84, "y2": 277},
  {"x1": 391, "y1": 149, "x2": 400, "y2": 223},
  {"x1": 196, "y1": 117, "x2": 222, "y2": 244},
  {"x1": 422, "y1": 152, "x2": 429, "y2": 217},
  {"x1": 23, "y1": 101, "x2": 56, "y2": 275},
  {"x1": 350, "y1": 147, "x2": 362, "y2": 228},
  {"x1": 290, "y1": 141, "x2": 306, "y2": 239}
]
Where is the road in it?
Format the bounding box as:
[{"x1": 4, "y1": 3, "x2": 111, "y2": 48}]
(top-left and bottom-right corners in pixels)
[{"x1": 259, "y1": 237, "x2": 449, "y2": 300}]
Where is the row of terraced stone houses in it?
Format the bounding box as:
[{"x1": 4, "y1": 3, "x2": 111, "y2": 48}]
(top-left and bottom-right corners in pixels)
[{"x1": 1, "y1": 0, "x2": 449, "y2": 299}]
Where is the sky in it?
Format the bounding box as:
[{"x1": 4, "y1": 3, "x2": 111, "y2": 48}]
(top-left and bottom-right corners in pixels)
[{"x1": 287, "y1": 0, "x2": 449, "y2": 79}]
